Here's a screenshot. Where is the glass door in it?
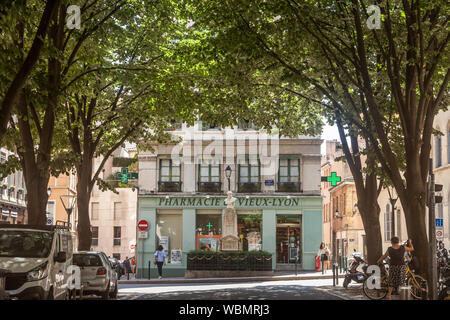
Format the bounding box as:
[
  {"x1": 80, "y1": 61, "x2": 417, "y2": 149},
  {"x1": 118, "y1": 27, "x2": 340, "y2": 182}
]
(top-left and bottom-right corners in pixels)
[{"x1": 276, "y1": 215, "x2": 302, "y2": 264}]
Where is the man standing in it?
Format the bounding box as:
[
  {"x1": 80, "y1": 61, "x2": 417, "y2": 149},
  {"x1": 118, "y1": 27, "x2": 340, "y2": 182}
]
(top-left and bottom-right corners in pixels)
[{"x1": 123, "y1": 257, "x2": 131, "y2": 280}]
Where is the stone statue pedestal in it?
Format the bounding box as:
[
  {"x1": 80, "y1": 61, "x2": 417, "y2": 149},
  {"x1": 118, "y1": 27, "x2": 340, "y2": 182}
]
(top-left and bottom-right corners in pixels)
[{"x1": 221, "y1": 208, "x2": 239, "y2": 251}]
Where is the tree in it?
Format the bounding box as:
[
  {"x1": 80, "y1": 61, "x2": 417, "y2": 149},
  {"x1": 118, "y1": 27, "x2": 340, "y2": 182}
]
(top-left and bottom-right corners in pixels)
[
  {"x1": 0, "y1": 1, "x2": 58, "y2": 143},
  {"x1": 3, "y1": 1, "x2": 131, "y2": 225},
  {"x1": 64, "y1": 1, "x2": 205, "y2": 250},
  {"x1": 183, "y1": 0, "x2": 449, "y2": 281}
]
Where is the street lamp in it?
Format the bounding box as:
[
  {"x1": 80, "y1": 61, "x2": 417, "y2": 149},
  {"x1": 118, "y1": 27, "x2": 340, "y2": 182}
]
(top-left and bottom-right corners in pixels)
[
  {"x1": 387, "y1": 185, "x2": 397, "y2": 238},
  {"x1": 225, "y1": 165, "x2": 232, "y2": 191},
  {"x1": 60, "y1": 194, "x2": 76, "y2": 227},
  {"x1": 47, "y1": 187, "x2": 52, "y2": 197}
]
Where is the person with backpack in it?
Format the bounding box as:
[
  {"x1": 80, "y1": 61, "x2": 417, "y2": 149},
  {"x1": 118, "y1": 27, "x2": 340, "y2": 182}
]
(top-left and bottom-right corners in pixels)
[{"x1": 154, "y1": 245, "x2": 167, "y2": 279}]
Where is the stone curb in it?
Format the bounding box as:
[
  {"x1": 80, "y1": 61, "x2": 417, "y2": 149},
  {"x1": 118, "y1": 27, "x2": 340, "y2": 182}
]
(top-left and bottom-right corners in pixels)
[{"x1": 119, "y1": 274, "x2": 346, "y2": 285}]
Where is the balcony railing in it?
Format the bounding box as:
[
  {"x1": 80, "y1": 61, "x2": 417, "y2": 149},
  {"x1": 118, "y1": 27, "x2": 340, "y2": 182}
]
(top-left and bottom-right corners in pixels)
[
  {"x1": 238, "y1": 182, "x2": 261, "y2": 193},
  {"x1": 158, "y1": 181, "x2": 182, "y2": 192},
  {"x1": 277, "y1": 182, "x2": 301, "y2": 192},
  {"x1": 198, "y1": 182, "x2": 222, "y2": 193}
]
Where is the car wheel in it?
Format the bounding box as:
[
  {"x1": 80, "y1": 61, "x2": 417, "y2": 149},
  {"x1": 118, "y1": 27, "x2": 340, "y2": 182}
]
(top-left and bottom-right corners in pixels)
[
  {"x1": 110, "y1": 281, "x2": 118, "y2": 299},
  {"x1": 101, "y1": 284, "x2": 110, "y2": 300}
]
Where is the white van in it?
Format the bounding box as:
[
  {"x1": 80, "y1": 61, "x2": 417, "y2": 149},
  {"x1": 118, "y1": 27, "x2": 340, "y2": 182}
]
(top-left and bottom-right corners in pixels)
[{"x1": 0, "y1": 222, "x2": 73, "y2": 300}]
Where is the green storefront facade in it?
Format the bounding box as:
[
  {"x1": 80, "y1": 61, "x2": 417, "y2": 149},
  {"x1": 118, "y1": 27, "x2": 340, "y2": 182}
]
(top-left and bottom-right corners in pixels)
[{"x1": 136, "y1": 195, "x2": 322, "y2": 278}]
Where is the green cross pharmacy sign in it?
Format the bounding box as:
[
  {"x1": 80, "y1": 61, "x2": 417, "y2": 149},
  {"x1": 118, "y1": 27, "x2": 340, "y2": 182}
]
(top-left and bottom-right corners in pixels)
[
  {"x1": 321, "y1": 172, "x2": 341, "y2": 186},
  {"x1": 116, "y1": 168, "x2": 138, "y2": 184}
]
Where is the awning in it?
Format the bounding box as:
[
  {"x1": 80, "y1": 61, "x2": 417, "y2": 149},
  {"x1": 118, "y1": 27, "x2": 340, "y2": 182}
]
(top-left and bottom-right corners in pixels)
[
  {"x1": 10, "y1": 211, "x2": 17, "y2": 218},
  {"x1": 2, "y1": 209, "x2": 10, "y2": 216}
]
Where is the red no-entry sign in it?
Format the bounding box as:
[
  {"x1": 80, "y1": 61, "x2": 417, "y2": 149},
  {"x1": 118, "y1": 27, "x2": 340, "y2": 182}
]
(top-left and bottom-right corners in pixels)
[{"x1": 138, "y1": 220, "x2": 149, "y2": 231}]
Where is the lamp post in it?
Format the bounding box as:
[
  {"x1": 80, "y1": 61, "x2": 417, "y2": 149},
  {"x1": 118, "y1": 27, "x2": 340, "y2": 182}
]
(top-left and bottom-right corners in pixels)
[
  {"x1": 47, "y1": 187, "x2": 52, "y2": 197},
  {"x1": 225, "y1": 165, "x2": 232, "y2": 192},
  {"x1": 387, "y1": 186, "x2": 397, "y2": 238},
  {"x1": 60, "y1": 194, "x2": 76, "y2": 228}
]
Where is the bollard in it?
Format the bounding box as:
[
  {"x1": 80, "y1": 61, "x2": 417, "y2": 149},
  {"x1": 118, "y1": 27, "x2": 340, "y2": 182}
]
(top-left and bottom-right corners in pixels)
[
  {"x1": 335, "y1": 263, "x2": 339, "y2": 285},
  {"x1": 399, "y1": 286, "x2": 411, "y2": 300},
  {"x1": 332, "y1": 261, "x2": 336, "y2": 286},
  {"x1": 148, "y1": 260, "x2": 151, "y2": 279}
]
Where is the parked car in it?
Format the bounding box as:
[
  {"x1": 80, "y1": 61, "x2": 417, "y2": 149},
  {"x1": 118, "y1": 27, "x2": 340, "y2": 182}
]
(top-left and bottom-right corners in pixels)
[
  {"x1": 72, "y1": 251, "x2": 118, "y2": 299},
  {"x1": 0, "y1": 222, "x2": 73, "y2": 300}
]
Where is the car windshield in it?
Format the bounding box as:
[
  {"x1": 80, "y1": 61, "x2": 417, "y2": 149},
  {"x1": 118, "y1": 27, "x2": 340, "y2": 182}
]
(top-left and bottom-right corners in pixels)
[
  {"x1": 73, "y1": 254, "x2": 103, "y2": 267},
  {"x1": 0, "y1": 230, "x2": 54, "y2": 258}
]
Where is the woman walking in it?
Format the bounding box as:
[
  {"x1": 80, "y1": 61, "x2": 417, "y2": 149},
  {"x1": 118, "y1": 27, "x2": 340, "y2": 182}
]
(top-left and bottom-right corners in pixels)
[
  {"x1": 317, "y1": 242, "x2": 330, "y2": 273},
  {"x1": 377, "y1": 237, "x2": 414, "y2": 299},
  {"x1": 154, "y1": 245, "x2": 167, "y2": 279}
]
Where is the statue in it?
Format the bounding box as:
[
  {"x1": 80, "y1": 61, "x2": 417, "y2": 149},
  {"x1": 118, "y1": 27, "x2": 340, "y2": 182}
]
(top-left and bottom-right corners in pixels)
[
  {"x1": 221, "y1": 191, "x2": 239, "y2": 251},
  {"x1": 224, "y1": 191, "x2": 236, "y2": 208}
]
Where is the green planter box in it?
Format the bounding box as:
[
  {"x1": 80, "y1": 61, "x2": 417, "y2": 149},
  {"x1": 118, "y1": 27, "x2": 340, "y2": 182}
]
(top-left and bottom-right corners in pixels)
[{"x1": 187, "y1": 251, "x2": 272, "y2": 271}]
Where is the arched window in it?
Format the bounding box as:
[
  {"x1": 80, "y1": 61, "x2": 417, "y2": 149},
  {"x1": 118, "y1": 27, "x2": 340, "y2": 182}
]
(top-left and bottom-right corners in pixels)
[
  {"x1": 435, "y1": 134, "x2": 442, "y2": 168},
  {"x1": 447, "y1": 121, "x2": 450, "y2": 164},
  {"x1": 384, "y1": 204, "x2": 392, "y2": 241}
]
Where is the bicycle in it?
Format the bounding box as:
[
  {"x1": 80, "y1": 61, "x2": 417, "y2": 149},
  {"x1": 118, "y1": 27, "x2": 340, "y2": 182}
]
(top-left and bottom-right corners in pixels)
[{"x1": 363, "y1": 262, "x2": 428, "y2": 300}]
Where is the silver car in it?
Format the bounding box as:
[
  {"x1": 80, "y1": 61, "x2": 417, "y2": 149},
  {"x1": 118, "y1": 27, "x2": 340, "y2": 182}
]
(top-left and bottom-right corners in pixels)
[{"x1": 72, "y1": 251, "x2": 118, "y2": 299}]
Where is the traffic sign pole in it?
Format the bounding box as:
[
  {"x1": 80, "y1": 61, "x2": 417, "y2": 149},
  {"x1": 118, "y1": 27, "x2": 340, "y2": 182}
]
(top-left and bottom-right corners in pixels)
[{"x1": 428, "y1": 158, "x2": 437, "y2": 300}]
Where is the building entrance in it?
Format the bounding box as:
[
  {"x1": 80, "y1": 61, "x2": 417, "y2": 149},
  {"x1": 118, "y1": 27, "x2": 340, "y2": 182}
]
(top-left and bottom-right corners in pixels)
[{"x1": 276, "y1": 215, "x2": 302, "y2": 264}]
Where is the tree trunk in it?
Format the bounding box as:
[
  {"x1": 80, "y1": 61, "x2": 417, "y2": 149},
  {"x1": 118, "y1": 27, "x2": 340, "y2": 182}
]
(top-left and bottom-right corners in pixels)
[
  {"x1": 76, "y1": 160, "x2": 93, "y2": 251},
  {"x1": 358, "y1": 198, "x2": 383, "y2": 265},
  {"x1": 400, "y1": 189, "x2": 429, "y2": 278},
  {"x1": 24, "y1": 174, "x2": 49, "y2": 226}
]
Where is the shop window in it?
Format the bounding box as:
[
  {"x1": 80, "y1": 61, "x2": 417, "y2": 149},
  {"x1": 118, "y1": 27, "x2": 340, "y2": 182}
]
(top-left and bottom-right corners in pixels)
[
  {"x1": 113, "y1": 253, "x2": 121, "y2": 260},
  {"x1": 237, "y1": 212, "x2": 262, "y2": 251},
  {"x1": 156, "y1": 212, "x2": 182, "y2": 263},
  {"x1": 196, "y1": 212, "x2": 222, "y2": 236}
]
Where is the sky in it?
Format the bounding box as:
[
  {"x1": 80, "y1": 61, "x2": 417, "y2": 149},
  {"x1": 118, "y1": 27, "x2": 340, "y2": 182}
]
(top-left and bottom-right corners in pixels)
[{"x1": 320, "y1": 123, "x2": 340, "y2": 155}]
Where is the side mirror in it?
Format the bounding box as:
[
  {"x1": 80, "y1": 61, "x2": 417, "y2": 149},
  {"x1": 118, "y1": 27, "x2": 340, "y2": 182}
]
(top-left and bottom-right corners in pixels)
[{"x1": 55, "y1": 251, "x2": 67, "y2": 263}]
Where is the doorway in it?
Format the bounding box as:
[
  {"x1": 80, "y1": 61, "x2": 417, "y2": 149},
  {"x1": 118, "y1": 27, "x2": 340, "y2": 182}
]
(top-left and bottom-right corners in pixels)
[{"x1": 276, "y1": 215, "x2": 302, "y2": 264}]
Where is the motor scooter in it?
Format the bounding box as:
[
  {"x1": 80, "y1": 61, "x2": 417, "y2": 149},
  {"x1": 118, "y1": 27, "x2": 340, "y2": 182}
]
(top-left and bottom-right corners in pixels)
[{"x1": 343, "y1": 253, "x2": 368, "y2": 288}]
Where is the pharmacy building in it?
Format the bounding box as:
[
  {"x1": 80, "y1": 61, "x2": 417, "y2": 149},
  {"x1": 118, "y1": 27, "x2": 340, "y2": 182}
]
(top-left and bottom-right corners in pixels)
[{"x1": 135, "y1": 123, "x2": 323, "y2": 278}]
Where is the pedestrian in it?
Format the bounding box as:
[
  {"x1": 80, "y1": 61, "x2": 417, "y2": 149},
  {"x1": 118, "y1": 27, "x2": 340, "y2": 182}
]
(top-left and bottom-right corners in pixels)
[
  {"x1": 377, "y1": 237, "x2": 414, "y2": 300},
  {"x1": 438, "y1": 241, "x2": 448, "y2": 260},
  {"x1": 317, "y1": 242, "x2": 330, "y2": 273},
  {"x1": 123, "y1": 256, "x2": 131, "y2": 280},
  {"x1": 154, "y1": 245, "x2": 167, "y2": 279},
  {"x1": 131, "y1": 257, "x2": 136, "y2": 277}
]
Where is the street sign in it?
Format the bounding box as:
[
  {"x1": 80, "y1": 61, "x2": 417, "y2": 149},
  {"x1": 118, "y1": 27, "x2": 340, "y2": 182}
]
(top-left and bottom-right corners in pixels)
[
  {"x1": 436, "y1": 218, "x2": 443, "y2": 227},
  {"x1": 138, "y1": 231, "x2": 148, "y2": 239},
  {"x1": 265, "y1": 180, "x2": 274, "y2": 186},
  {"x1": 138, "y1": 220, "x2": 149, "y2": 231},
  {"x1": 436, "y1": 229, "x2": 444, "y2": 240}
]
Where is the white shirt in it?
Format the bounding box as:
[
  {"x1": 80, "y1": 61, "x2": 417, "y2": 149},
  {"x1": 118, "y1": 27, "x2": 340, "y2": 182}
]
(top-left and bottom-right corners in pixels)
[{"x1": 318, "y1": 247, "x2": 329, "y2": 256}]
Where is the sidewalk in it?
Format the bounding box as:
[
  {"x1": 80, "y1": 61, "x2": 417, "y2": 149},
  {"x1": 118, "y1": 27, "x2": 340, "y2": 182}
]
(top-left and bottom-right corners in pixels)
[{"x1": 118, "y1": 269, "x2": 346, "y2": 285}]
